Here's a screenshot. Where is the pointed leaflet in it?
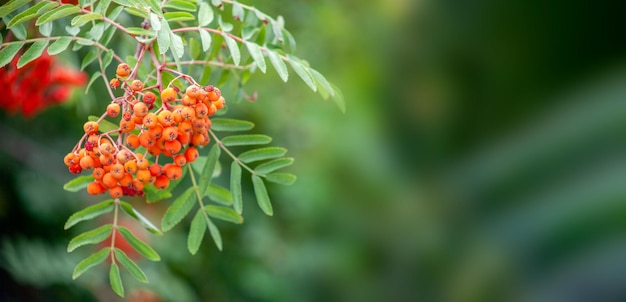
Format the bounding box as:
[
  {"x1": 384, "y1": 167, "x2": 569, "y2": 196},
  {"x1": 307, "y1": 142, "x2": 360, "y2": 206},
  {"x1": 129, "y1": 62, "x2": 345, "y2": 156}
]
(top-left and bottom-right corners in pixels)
[
  {"x1": 163, "y1": 0, "x2": 196, "y2": 12},
  {"x1": 287, "y1": 55, "x2": 317, "y2": 92},
  {"x1": 309, "y1": 68, "x2": 335, "y2": 98},
  {"x1": 36, "y1": 4, "x2": 81, "y2": 25},
  {"x1": 67, "y1": 224, "x2": 113, "y2": 252},
  {"x1": 266, "y1": 49, "x2": 288, "y2": 82},
  {"x1": 81, "y1": 50, "x2": 98, "y2": 70},
  {"x1": 245, "y1": 42, "x2": 266, "y2": 73},
  {"x1": 238, "y1": 147, "x2": 287, "y2": 164},
  {"x1": 211, "y1": 118, "x2": 254, "y2": 131},
  {"x1": 161, "y1": 187, "x2": 196, "y2": 232},
  {"x1": 265, "y1": 173, "x2": 297, "y2": 185},
  {"x1": 65, "y1": 199, "x2": 114, "y2": 229},
  {"x1": 119, "y1": 201, "x2": 163, "y2": 235},
  {"x1": 114, "y1": 248, "x2": 148, "y2": 283},
  {"x1": 118, "y1": 226, "x2": 160, "y2": 261},
  {"x1": 187, "y1": 209, "x2": 206, "y2": 255},
  {"x1": 331, "y1": 83, "x2": 346, "y2": 113},
  {"x1": 206, "y1": 216, "x2": 222, "y2": 250},
  {"x1": 72, "y1": 248, "x2": 109, "y2": 279},
  {"x1": 63, "y1": 175, "x2": 95, "y2": 192},
  {"x1": 222, "y1": 33, "x2": 240, "y2": 66},
  {"x1": 252, "y1": 175, "x2": 273, "y2": 216},
  {"x1": 197, "y1": 1, "x2": 213, "y2": 27},
  {"x1": 47, "y1": 37, "x2": 73, "y2": 55},
  {"x1": 255, "y1": 157, "x2": 294, "y2": 175},
  {"x1": 206, "y1": 183, "x2": 232, "y2": 205},
  {"x1": 7, "y1": 1, "x2": 56, "y2": 28},
  {"x1": 109, "y1": 263, "x2": 124, "y2": 297},
  {"x1": 39, "y1": 22, "x2": 53, "y2": 37},
  {"x1": 0, "y1": 0, "x2": 30, "y2": 18},
  {"x1": 0, "y1": 43, "x2": 22, "y2": 67},
  {"x1": 85, "y1": 72, "x2": 101, "y2": 94},
  {"x1": 71, "y1": 13, "x2": 103, "y2": 26},
  {"x1": 222, "y1": 134, "x2": 271, "y2": 146},
  {"x1": 231, "y1": 1, "x2": 244, "y2": 21},
  {"x1": 199, "y1": 30, "x2": 212, "y2": 52},
  {"x1": 17, "y1": 40, "x2": 47, "y2": 68},
  {"x1": 197, "y1": 144, "x2": 220, "y2": 197},
  {"x1": 231, "y1": 161, "x2": 243, "y2": 214},
  {"x1": 205, "y1": 205, "x2": 243, "y2": 224}
]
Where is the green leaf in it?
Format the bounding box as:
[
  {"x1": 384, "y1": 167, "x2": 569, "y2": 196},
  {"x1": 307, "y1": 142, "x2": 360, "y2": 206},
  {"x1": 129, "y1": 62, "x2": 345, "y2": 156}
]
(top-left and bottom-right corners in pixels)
[
  {"x1": 39, "y1": 21, "x2": 53, "y2": 37},
  {"x1": 197, "y1": 144, "x2": 220, "y2": 195},
  {"x1": 114, "y1": 248, "x2": 148, "y2": 283},
  {"x1": 109, "y1": 263, "x2": 124, "y2": 297},
  {"x1": 287, "y1": 56, "x2": 317, "y2": 92},
  {"x1": 331, "y1": 83, "x2": 346, "y2": 113},
  {"x1": 161, "y1": 187, "x2": 196, "y2": 232},
  {"x1": 309, "y1": 68, "x2": 335, "y2": 98},
  {"x1": 65, "y1": 25, "x2": 80, "y2": 36},
  {"x1": 17, "y1": 41, "x2": 47, "y2": 68},
  {"x1": 163, "y1": 0, "x2": 196, "y2": 12},
  {"x1": 252, "y1": 175, "x2": 272, "y2": 216},
  {"x1": 238, "y1": 147, "x2": 287, "y2": 164},
  {"x1": 197, "y1": 1, "x2": 213, "y2": 27},
  {"x1": 119, "y1": 201, "x2": 163, "y2": 235},
  {"x1": 169, "y1": 31, "x2": 184, "y2": 58},
  {"x1": 95, "y1": 0, "x2": 111, "y2": 14},
  {"x1": 206, "y1": 183, "x2": 232, "y2": 205},
  {"x1": 265, "y1": 173, "x2": 297, "y2": 185},
  {"x1": 85, "y1": 72, "x2": 101, "y2": 94},
  {"x1": 211, "y1": 0, "x2": 222, "y2": 7},
  {"x1": 218, "y1": 15, "x2": 233, "y2": 32},
  {"x1": 222, "y1": 33, "x2": 240, "y2": 65},
  {"x1": 6, "y1": 1, "x2": 56, "y2": 28},
  {"x1": 211, "y1": 118, "x2": 254, "y2": 131},
  {"x1": 187, "y1": 209, "x2": 206, "y2": 255},
  {"x1": 102, "y1": 49, "x2": 114, "y2": 68},
  {"x1": 87, "y1": 115, "x2": 118, "y2": 134},
  {"x1": 199, "y1": 29, "x2": 211, "y2": 52},
  {"x1": 47, "y1": 37, "x2": 73, "y2": 55},
  {"x1": 189, "y1": 37, "x2": 201, "y2": 60},
  {"x1": 71, "y1": 12, "x2": 102, "y2": 26},
  {"x1": 0, "y1": 0, "x2": 30, "y2": 18},
  {"x1": 80, "y1": 49, "x2": 97, "y2": 70},
  {"x1": 205, "y1": 205, "x2": 243, "y2": 224},
  {"x1": 72, "y1": 248, "x2": 109, "y2": 279},
  {"x1": 126, "y1": 26, "x2": 156, "y2": 36},
  {"x1": 36, "y1": 4, "x2": 81, "y2": 25},
  {"x1": 0, "y1": 43, "x2": 22, "y2": 67},
  {"x1": 255, "y1": 157, "x2": 294, "y2": 175},
  {"x1": 206, "y1": 217, "x2": 222, "y2": 250},
  {"x1": 156, "y1": 18, "x2": 171, "y2": 54},
  {"x1": 245, "y1": 42, "x2": 266, "y2": 73},
  {"x1": 67, "y1": 224, "x2": 113, "y2": 252},
  {"x1": 143, "y1": 183, "x2": 173, "y2": 203},
  {"x1": 164, "y1": 11, "x2": 195, "y2": 22},
  {"x1": 65, "y1": 199, "x2": 114, "y2": 230},
  {"x1": 118, "y1": 226, "x2": 161, "y2": 261},
  {"x1": 231, "y1": 1, "x2": 244, "y2": 21},
  {"x1": 266, "y1": 49, "x2": 288, "y2": 82},
  {"x1": 222, "y1": 134, "x2": 271, "y2": 146},
  {"x1": 63, "y1": 175, "x2": 95, "y2": 192},
  {"x1": 90, "y1": 23, "x2": 105, "y2": 40},
  {"x1": 125, "y1": 6, "x2": 148, "y2": 19},
  {"x1": 231, "y1": 162, "x2": 243, "y2": 214}
]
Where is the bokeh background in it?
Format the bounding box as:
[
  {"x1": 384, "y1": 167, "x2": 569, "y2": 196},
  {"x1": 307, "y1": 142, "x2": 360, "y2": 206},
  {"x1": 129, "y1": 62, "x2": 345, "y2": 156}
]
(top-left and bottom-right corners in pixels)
[{"x1": 2, "y1": 0, "x2": 626, "y2": 301}]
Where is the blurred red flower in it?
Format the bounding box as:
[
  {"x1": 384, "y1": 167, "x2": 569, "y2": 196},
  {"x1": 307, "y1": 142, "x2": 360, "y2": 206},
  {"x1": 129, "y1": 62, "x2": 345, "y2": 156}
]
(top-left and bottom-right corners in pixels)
[{"x1": 0, "y1": 53, "x2": 87, "y2": 117}]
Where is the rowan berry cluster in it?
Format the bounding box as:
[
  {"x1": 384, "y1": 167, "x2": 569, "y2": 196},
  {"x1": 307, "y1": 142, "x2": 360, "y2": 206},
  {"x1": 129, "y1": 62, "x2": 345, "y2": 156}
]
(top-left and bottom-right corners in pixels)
[{"x1": 63, "y1": 63, "x2": 226, "y2": 198}]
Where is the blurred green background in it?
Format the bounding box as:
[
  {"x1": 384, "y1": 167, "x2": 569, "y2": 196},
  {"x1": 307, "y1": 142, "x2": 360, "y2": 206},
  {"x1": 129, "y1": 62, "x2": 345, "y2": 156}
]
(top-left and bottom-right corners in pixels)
[{"x1": 2, "y1": 0, "x2": 626, "y2": 301}]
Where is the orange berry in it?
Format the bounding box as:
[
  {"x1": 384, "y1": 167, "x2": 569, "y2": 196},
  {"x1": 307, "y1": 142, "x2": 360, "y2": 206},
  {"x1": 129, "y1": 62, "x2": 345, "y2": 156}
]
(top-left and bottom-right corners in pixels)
[
  {"x1": 109, "y1": 78, "x2": 121, "y2": 89},
  {"x1": 133, "y1": 102, "x2": 149, "y2": 117},
  {"x1": 118, "y1": 173, "x2": 133, "y2": 187},
  {"x1": 164, "y1": 140, "x2": 182, "y2": 155},
  {"x1": 191, "y1": 133, "x2": 205, "y2": 146},
  {"x1": 149, "y1": 163, "x2": 162, "y2": 176},
  {"x1": 64, "y1": 152, "x2": 77, "y2": 166},
  {"x1": 135, "y1": 169, "x2": 151, "y2": 183},
  {"x1": 181, "y1": 106, "x2": 195, "y2": 120},
  {"x1": 153, "y1": 175, "x2": 170, "y2": 190},
  {"x1": 143, "y1": 91, "x2": 157, "y2": 104},
  {"x1": 132, "y1": 179, "x2": 145, "y2": 192},
  {"x1": 109, "y1": 186, "x2": 124, "y2": 198},
  {"x1": 116, "y1": 63, "x2": 131, "y2": 77},
  {"x1": 206, "y1": 86, "x2": 220, "y2": 102},
  {"x1": 148, "y1": 124, "x2": 163, "y2": 139},
  {"x1": 99, "y1": 154, "x2": 115, "y2": 166},
  {"x1": 107, "y1": 103, "x2": 121, "y2": 117},
  {"x1": 214, "y1": 96, "x2": 225, "y2": 110},
  {"x1": 116, "y1": 149, "x2": 133, "y2": 164},
  {"x1": 130, "y1": 79, "x2": 144, "y2": 92},
  {"x1": 124, "y1": 160, "x2": 137, "y2": 174},
  {"x1": 177, "y1": 132, "x2": 191, "y2": 145},
  {"x1": 120, "y1": 119, "x2": 136, "y2": 133},
  {"x1": 172, "y1": 107, "x2": 184, "y2": 123},
  {"x1": 147, "y1": 145, "x2": 161, "y2": 157},
  {"x1": 162, "y1": 126, "x2": 178, "y2": 141},
  {"x1": 87, "y1": 181, "x2": 107, "y2": 195},
  {"x1": 208, "y1": 103, "x2": 217, "y2": 116},
  {"x1": 92, "y1": 167, "x2": 105, "y2": 180},
  {"x1": 132, "y1": 114, "x2": 144, "y2": 125},
  {"x1": 163, "y1": 164, "x2": 183, "y2": 180},
  {"x1": 173, "y1": 154, "x2": 187, "y2": 166},
  {"x1": 161, "y1": 87, "x2": 177, "y2": 103},
  {"x1": 83, "y1": 121, "x2": 99, "y2": 134},
  {"x1": 139, "y1": 132, "x2": 155, "y2": 148},
  {"x1": 184, "y1": 147, "x2": 199, "y2": 163},
  {"x1": 126, "y1": 134, "x2": 140, "y2": 149},
  {"x1": 142, "y1": 112, "x2": 158, "y2": 128},
  {"x1": 110, "y1": 163, "x2": 125, "y2": 180},
  {"x1": 136, "y1": 156, "x2": 149, "y2": 169},
  {"x1": 79, "y1": 156, "x2": 95, "y2": 170},
  {"x1": 99, "y1": 142, "x2": 115, "y2": 156},
  {"x1": 182, "y1": 95, "x2": 196, "y2": 106},
  {"x1": 185, "y1": 85, "x2": 202, "y2": 99},
  {"x1": 102, "y1": 173, "x2": 118, "y2": 188},
  {"x1": 157, "y1": 110, "x2": 174, "y2": 127},
  {"x1": 195, "y1": 103, "x2": 208, "y2": 118}
]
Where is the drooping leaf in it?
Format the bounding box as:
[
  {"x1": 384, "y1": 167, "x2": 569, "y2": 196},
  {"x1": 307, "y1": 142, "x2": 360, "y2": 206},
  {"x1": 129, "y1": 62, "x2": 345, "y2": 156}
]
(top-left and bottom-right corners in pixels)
[
  {"x1": 266, "y1": 49, "x2": 288, "y2": 82},
  {"x1": 169, "y1": 31, "x2": 184, "y2": 58},
  {"x1": 36, "y1": 4, "x2": 81, "y2": 25},
  {"x1": 63, "y1": 175, "x2": 95, "y2": 192},
  {"x1": 206, "y1": 216, "x2": 222, "y2": 250},
  {"x1": 161, "y1": 187, "x2": 196, "y2": 232},
  {"x1": 205, "y1": 205, "x2": 243, "y2": 224},
  {"x1": 102, "y1": 49, "x2": 114, "y2": 68},
  {"x1": 109, "y1": 263, "x2": 124, "y2": 297},
  {"x1": 114, "y1": 248, "x2": 148, "y2": 283},
  {"x1": 156, "y1": 17, "x2": 171, "y2": 54},
  {"x1": 72, "y1": 248, "x2": 109, "y2": 279},
  {"x1": 95, "y1": 0, "x2": 111, "y2": 14},
  {"x1": 71, "y1": 12, "x2": 103, "y2": 26},
  {"x1": 245, "y1": 41, "x2": 266, "y2": 73},
  {"x1": 222, "y1": 134, "x2": 271, "y2": 146},
  {"x1": 265, "y1": 173, "x2": 297, "y2": 185},
  {"x1": 197, "y1": 144, "x2": 220, "y2": 197},
  {"x1": 67, "y1": 224, "x2": 113, "y2": 252},
  {"x1": 270, "y1": 19, "x2": 284, "y2": 43},
  {"x1": 85, "y1": 71, "x2": 101, "y2": 94},
  {"x1": 254, "y1": 157, "x2": 294, "y2": 175},
  {"x1": 218, "y1": 15, "x2": 233, "y2": 32},
  {"x1": 238, "y1": 147, "x2": 287, "y2": 164},
  {"x1": 7, "y1": 1, "x2": 56, "y2": 28},
  {"x1": 17, "y1": 40, "x2": 48, "y2": 68},
  {"x1": 206, "y1": 183, "x2": 232, "y2": 205},
  {"x1": 64, "y1": 199, "x2": 114, "y2": 230},
  {"x1": 187, "y1": 209, "x2": 206, "y2": 255},
  {"x1": 331, "y1": 83, "x2": 346, "y2": 113},
  {"x1": 252, "y1": 175, "x2": 272, "y2": 216},
  {"x1": 117, "y1": 226, "x2": 160, "y2": 261},
  {"x1": 199, "y1": 29, "x2": 211, "y2": 52},
  {"x1": 119, "y1": 201, "x2": 163, "y2": 235},
  {"x1": 164, "y1": 11, "x2": 195, "y2": 22},
  {"x1": 231, "y1": 161, "x2": 243, "y2": 214},
  {"x1": 309, "y1": 67, "x2": 335, "y2": 98},
  {"x1": 287, "y1": 56, "x2": 317, "y2": 92},
  {"x1": 197, "y1": 1, "x2": 213, "y2": 27},
  {"x1": 0, "y1": 43, "x2": 22, "y2": 67},
  {"x1": 47, "y1": 37, "x2": 73, "y2": 55},
  {"x1": 80, "y1": 49, "x2": 98, "y2": 70},
  {"x1": 0, "y1": 0, "x2": 30, "y2": 18},
  {"x1": 163, "y1": 0, "x2": 196, "y2": 12},
  {"x1": 211, "y1": 118, "x2": 254, "y2": 131},
  {"x1": 222, "y1": 33, "x2": 240, "y2": 65}
]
